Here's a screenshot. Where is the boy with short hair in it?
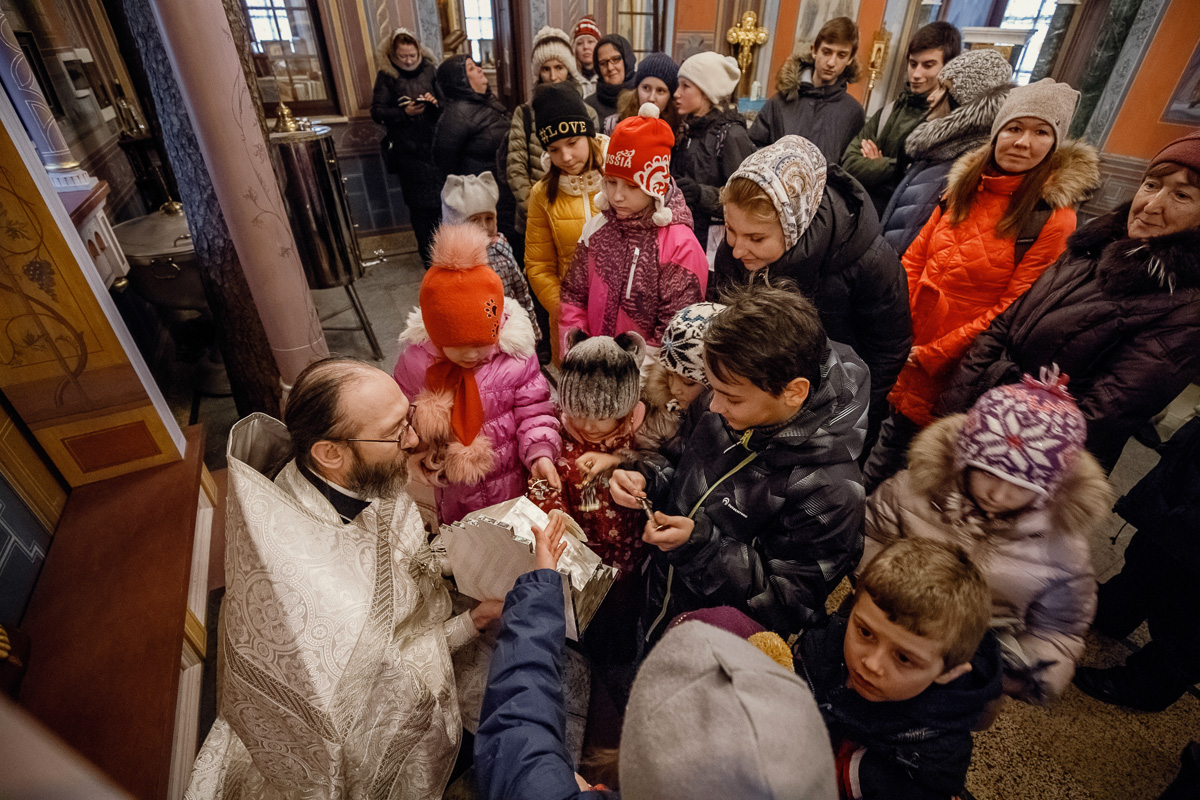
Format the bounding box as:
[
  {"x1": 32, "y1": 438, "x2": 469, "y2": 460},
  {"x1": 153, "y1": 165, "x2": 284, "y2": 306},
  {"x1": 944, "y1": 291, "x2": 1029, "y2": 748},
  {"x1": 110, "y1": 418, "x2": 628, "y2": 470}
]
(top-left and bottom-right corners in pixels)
[
  {"x1": 796, "y1": 538, "x2": 1002, "y2": 800},
  {"x1": 750, "y1": 16, "x2": 866, "y2": 162},
  {"x1": 842, "y1": 21, "x2": 962, "y2": 215},
  {"x1": 610, "y1": 285, "x2": 869, "y2": 644}
]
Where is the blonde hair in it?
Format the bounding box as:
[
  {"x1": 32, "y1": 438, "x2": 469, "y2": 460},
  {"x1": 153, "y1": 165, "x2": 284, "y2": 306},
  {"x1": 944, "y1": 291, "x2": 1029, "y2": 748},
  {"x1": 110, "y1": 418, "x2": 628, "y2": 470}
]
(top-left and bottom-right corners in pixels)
[
  {"x1": 720, "y1": 177, "x2": 777, "y2": 225},
  {"x1": 857, "y1": 538, "x2": 990, "y2": 668},
  {"x1": 546, "y1": 137, "x2": 605, "y2": 204}
]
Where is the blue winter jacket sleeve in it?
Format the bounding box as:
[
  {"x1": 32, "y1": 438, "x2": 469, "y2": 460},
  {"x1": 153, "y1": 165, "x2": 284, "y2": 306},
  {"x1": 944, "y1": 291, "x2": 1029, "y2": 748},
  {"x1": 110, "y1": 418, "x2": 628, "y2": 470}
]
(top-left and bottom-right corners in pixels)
[{"x1": 475, "y1": 569, "x2": 614, "y2": 800}]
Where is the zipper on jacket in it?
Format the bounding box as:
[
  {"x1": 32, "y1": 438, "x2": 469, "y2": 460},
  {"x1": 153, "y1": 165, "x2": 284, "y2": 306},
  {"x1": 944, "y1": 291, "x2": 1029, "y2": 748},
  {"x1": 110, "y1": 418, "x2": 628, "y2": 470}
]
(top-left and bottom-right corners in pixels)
[{"x1": 625, "y1": 247, "x2": 641, "y2": 299}]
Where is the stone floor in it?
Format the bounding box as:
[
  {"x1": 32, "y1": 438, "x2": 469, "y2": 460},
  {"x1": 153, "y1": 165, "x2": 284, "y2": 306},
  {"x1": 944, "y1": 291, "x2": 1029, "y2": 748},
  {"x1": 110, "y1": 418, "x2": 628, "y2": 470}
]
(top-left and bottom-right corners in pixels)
[{"x1": 170, "y1": 234, "x2": 1197, "y2": 798}]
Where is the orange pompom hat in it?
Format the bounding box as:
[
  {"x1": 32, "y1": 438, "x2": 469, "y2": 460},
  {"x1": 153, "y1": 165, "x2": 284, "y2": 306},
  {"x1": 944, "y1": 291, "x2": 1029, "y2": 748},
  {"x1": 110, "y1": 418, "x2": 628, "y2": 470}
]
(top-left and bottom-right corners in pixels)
[{"x1": 419, "y1": 223, "x2": 505, "y2": 348}]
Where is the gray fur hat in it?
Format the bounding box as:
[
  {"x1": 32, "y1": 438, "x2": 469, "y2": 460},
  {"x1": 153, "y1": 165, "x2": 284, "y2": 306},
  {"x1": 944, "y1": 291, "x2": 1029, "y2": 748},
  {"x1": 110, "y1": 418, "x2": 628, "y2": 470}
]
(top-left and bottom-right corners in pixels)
[
  {"x1": 990, "y1": 77, "x2": 1080, "y2": 147},
  {"x1": 939, "y1": 48, "x2": 1012, "y2": 106},
  {"x1": 619, "y1": 621, "x2": 837, "y2": 800},
  {"x1": 559, "y1": 329, "x2": 644, "y2": 420}
]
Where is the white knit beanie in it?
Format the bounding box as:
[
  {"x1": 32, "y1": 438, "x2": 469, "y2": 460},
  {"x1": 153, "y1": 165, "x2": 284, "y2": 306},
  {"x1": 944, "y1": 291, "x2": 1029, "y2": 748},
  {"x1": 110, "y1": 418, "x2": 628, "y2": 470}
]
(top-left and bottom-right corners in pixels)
[
  {"x1": 678, "y1": 52, "x2": 741, "y2": 104},
  {"x1": 441, "y1": 172, "x2": 499, "y2": 224},
  {"x1": 532, "y1": 26, "x2": 584, "y2": 87}
]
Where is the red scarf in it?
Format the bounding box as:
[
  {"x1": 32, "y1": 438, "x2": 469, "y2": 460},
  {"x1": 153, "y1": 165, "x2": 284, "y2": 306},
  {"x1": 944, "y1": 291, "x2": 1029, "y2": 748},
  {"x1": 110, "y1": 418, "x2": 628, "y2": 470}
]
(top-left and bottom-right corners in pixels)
[{"x1": 426, "y1": 359, "x2": 485, "y2": 445}]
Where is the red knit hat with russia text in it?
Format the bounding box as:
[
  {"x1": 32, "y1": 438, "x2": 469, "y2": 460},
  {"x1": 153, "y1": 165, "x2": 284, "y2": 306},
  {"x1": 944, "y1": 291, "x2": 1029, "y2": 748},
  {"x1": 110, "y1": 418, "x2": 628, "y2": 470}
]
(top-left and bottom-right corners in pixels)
[{"x1": 605, "y1": 103, "x2": 677, "y2": 225}]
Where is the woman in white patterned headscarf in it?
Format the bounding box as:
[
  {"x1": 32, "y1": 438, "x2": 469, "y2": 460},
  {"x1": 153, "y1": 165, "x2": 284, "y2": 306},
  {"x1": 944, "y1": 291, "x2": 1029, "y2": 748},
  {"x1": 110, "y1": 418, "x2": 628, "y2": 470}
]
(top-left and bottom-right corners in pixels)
[{"x1": 711, "y1": 134, "x2": 912, "y2": 459}]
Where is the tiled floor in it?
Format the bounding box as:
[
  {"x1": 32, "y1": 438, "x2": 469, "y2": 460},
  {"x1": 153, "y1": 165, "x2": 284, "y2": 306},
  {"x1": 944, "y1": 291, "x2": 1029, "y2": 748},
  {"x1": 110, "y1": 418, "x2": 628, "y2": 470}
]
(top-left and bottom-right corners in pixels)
[{"x1": 178, "y1": 234, "x2": 1197, "y2": 799}]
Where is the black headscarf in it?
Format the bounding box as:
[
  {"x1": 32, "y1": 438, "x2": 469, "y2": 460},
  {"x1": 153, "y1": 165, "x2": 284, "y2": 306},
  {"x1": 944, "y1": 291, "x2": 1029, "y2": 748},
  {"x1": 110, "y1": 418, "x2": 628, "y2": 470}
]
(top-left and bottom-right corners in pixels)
[{"x1": 594, "y1": 34, "x2": 637, "y2": 107}]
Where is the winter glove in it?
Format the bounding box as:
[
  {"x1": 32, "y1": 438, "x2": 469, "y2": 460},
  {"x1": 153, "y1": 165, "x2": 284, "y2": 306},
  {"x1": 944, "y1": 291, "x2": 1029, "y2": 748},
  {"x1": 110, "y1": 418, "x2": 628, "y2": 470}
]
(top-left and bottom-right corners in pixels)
[{"x1": 674, "y1": 176, "x2": 702, "y2": 205}]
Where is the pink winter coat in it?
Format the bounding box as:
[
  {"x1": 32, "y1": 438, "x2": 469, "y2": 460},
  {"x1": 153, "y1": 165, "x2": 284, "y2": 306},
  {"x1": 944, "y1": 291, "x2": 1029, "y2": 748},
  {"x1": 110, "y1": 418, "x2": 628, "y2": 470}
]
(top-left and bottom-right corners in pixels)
[
  {"x1": 394, "y1": 302, "x2": 560, "y2": 524},
  {"x1": 559, "y1": 183, "x2": 707, "y2": 349},
  {"x1": 860, "y1": 414, "x2": 1113, "y2": 705}
]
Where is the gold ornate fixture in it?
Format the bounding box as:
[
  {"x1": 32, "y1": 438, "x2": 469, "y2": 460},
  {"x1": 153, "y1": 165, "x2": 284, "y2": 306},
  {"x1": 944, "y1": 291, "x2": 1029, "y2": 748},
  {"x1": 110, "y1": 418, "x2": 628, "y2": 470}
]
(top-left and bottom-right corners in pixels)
[
  {"x1": 727, "y1": 10, "x2": 769, "y2": 83},
  {"x1": 865, "y1": 28, "x2": 893, "y2": 104}
]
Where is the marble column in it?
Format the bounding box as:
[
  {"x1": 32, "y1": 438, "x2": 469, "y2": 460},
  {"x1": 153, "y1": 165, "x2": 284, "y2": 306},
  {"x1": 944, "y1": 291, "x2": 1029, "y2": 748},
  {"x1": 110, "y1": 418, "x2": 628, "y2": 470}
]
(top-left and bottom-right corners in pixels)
[
  {"x1": 915, "y1": 1, "x2": 942, "y2": 29},
  {"x1": 0, "y1": 12, "x2": 96, "y2": 190},
  {"x1": 148, "y1": 0, "x2": 327, "y2": 385},
  {"x1": 1030, "y1": 0, "x2": 1079, "y2": 83},
  {"x1": 1069, "y1": 0, "x2": 1149, "y2": 140}
]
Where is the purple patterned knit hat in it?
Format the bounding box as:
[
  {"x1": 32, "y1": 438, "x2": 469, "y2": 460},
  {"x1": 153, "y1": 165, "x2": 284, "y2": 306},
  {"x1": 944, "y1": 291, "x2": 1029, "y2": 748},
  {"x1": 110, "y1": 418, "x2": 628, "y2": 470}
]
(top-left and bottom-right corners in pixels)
[{"x1": 954, "y1": 366, "x2": 1087, "y2": 497}]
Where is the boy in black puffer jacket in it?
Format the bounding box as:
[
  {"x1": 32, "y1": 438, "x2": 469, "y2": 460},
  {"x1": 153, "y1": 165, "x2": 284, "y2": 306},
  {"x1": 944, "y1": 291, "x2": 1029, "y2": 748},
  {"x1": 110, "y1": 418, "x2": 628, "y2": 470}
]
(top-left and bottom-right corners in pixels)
[
  {"x1": 610, "y1": 285, "x2": 868, "y2": 644},
  {"x1": 797, "y1": 538, "x2": 1002, "y2": 800}
]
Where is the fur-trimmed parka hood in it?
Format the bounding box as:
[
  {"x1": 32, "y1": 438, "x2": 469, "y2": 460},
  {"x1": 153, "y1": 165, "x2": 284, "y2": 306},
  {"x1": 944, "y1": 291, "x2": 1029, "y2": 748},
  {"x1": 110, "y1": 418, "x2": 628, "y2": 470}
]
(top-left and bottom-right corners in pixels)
[
  {"x1": 906, "y1": 83, "x2": 1013, "y2": 163},
  {"x1": 945, "y1": 138, "x2": 1100, "y2": 211},
  {"x1": 775, "y1": 53, "x2": 860, "y2": 100},
  {"x1": 1066, "y1": 201, "x2": 1200, "y2": 296},
  {"x1": 908, "y1": 415, "x2": 1113, "y2": 538},
  {"x1": 397, "y1": 300, "x2": 537, "y2": 360},
  {"x1": 375, "y1": 35, "x2": 438, "y2": 80}
]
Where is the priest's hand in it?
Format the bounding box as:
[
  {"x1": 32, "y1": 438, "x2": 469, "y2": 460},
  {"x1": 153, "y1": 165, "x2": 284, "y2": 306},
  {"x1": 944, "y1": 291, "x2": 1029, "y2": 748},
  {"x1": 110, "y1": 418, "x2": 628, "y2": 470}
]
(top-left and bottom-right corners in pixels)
[
  {"x1": 643, "y1": 512, "x2": 693, "y2": 551},
  {"x1": 530, "y1": 457, "x2": 562, "y2": 491},
  {"x1": 533, "y1": 512, "x2": 568, "y2": 571},
  {"x1": 609, "y1": 469, "x2": 647, "y2": 508},
  {"x1": 470, "y1": 599, "x2": 504, "y2": 633}
]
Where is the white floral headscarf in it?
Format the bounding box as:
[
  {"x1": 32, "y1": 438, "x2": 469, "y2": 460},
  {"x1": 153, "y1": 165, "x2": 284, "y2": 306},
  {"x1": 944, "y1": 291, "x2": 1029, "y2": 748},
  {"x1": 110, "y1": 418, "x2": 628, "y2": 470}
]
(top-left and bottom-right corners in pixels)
[{"x1": 728, "y1": 135, "x2": 827, "y2": 250}]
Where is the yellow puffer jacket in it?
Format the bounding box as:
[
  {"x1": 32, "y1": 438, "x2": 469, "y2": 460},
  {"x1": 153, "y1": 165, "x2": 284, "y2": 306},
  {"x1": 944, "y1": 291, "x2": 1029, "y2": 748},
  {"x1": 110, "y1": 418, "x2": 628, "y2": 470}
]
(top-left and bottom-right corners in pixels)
[{"x1": 524, "y1": 168, "x2": 604, "y2": 362}]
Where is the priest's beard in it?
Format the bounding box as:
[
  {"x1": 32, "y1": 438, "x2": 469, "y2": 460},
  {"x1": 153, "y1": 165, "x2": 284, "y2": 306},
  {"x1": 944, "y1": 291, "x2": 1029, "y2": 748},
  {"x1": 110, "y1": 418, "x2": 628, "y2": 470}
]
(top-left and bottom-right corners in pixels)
[{"x1": 345, "y1": 444, "x2": 409, "y2": 499}]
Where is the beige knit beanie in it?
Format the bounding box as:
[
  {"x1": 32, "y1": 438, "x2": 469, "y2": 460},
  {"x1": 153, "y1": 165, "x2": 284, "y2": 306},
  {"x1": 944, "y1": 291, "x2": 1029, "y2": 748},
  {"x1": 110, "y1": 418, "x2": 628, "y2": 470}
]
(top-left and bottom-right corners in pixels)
[
  {"x1": 678, "y1": 52, "x2": 741, "y2": 104},
  {"x1": 990, "y1": 77, "x2": 1080, "y2": 147}
]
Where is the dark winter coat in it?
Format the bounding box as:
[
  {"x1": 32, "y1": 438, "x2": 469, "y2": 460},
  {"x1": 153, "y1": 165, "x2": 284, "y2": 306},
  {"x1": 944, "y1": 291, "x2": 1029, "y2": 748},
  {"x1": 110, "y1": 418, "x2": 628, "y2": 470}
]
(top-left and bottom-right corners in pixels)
[
  {"x1": 475, "y1": 569, "x2": 615, "y2": 800},
  {"x1": 796, "y1": 612, "x2": 1003, "y2": 800},
  {"x1": 938, "y1": 204, "x2": 1200, "y2": 471},
  {"x1": 880, "y1": 83, "x2": 1011, "y2": 256},
  {"x1": 749, "y1": 55, "x2": 865, "y2": 163},
  {"x1": 1114, "y1": 417, "x2": 1200, "y2": 575},
  {"x1": 636, "y1": 342, "x2": 869, "y2": 643},
  {"x1": 371, "y1": 52, "x2": 444, "y2": 208},
  {"x1": 672, "y1": 106, "x2": 757, "y2": 247},
  {"x1": 841, "y1": 86, "x2": 931, "y2": 216},
  {"x1": 710, "y1": 165, "x2": 912, "y2": 428},
  {"x1": 433, "y1": 55, "x2": 511, "y2": 177}
]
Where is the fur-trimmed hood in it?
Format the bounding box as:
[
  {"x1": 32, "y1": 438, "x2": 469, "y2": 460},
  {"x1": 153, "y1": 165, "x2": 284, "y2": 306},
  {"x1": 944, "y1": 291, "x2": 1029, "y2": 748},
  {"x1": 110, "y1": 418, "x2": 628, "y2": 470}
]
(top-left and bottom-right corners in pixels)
[
  {"x1": 906, "y1": 83, "x2": 1013, "y2": 163},
  {"x1": 775, "y1": 54, "x2": 860, "y2": 100},
  {"x1": 908, "y1": 415, "x2": 1112, "y2": 538},
  {"x1": 945, "y1": 138, "x2": 1100, "y2": 211},
  {"x1": 1065, "y1": 201, "x2": 1200, "y2": 296},
  {"x1": 375, "y1": 35, "x2": 438, "y2": 80},
  {"x1": 397, "y1": 299, "x2": 537, "y2": 360}
]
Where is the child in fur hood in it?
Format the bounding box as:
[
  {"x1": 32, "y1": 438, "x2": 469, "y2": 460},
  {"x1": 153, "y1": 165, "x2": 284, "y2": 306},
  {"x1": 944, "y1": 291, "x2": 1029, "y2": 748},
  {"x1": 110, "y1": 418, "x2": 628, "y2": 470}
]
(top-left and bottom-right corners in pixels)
[
  {"x1": 559, "y1": 102, "x2": 708, "y2": 351},
  {"x1": 394, "y1": 224, "x2": 562, "y2": 524},
  {"x1": 861, "y1": 368, "x2": 1113, "y2": 705}
]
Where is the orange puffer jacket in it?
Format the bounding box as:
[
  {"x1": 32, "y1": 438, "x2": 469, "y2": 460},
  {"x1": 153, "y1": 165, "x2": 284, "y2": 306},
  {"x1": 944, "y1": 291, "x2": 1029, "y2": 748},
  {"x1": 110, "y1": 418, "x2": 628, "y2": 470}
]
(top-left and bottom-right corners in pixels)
[{"x1": 888, "y1": 139, "x2": 1099, "y2": 426}]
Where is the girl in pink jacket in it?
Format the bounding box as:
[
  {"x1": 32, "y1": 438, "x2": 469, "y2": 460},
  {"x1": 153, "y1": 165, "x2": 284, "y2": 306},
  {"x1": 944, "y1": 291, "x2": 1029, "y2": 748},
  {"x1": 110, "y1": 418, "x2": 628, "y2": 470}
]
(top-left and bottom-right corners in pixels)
[
  {"x1": 559, "y1": 103, "x2": 708, "y2": 350},
  {"x1": 394, "y1": 224, "x2": 562, "y2": 524}
]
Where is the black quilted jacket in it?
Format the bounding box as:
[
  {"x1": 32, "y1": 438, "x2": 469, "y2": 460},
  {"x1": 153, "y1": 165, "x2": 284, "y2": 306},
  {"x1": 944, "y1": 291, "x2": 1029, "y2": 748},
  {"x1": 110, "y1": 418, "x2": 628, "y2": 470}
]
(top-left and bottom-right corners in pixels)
[
  {"x1": 637, "y1": 341, "x2": 869, "y2": 643},
  {"x1": 938, "y1": 203, "x2": 1200, "y2": 471}
]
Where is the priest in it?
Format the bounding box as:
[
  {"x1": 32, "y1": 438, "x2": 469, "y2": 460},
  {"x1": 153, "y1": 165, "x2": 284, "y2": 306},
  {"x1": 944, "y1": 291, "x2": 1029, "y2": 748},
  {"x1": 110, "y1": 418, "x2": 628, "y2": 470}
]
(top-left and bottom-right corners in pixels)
[{"x1": 186, "y1": 357, "x2": 500, "y2": 800}]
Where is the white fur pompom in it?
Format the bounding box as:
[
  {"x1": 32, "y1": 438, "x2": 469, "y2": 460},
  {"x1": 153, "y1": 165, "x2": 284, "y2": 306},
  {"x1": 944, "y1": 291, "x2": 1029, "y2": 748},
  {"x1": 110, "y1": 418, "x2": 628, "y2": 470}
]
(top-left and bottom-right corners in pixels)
[
  {"x1": 652, "y1": 204, "x2": 673, "y2": 226},
  {"x1": 429, "y1": 222, "x2": 489, "y2": 271},
  {"x1": 638, "y1": 102, "x2": 661, "y2": 119}
]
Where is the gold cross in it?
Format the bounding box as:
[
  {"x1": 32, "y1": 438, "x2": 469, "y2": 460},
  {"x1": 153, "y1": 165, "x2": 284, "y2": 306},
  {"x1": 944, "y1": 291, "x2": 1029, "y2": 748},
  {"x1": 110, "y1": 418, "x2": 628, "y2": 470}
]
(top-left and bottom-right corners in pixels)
[{"x1": 726, "y1": 10, "x2": 769, "y2": 77}]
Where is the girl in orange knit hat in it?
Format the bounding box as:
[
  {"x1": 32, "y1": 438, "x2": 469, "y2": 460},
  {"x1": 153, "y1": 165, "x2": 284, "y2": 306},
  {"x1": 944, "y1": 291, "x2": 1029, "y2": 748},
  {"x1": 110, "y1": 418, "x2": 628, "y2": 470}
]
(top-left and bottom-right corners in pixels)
[{"x1": 394, "y1": 223, "x2": 562, "y2": 523}]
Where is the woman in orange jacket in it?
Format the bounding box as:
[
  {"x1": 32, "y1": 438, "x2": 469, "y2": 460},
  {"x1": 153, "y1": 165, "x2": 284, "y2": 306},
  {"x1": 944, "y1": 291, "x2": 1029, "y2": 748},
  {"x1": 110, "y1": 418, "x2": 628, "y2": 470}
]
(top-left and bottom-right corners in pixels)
[{"x1": 863, "y1": 79, "x2": 1100, "y2": 491}]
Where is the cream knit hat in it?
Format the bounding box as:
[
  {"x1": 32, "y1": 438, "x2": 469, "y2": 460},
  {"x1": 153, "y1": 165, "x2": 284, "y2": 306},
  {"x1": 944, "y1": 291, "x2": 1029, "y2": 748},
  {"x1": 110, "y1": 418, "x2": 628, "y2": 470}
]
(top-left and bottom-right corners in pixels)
[
  {"x1": 678, "y1": 52, "x2": 741, "y2": 104},
  {"x1": 990, "y1": 77, "x2": 1080, "y2": 147},
  {"x1": 440, "y1": 172, "x2": 499, "y2": 224}
]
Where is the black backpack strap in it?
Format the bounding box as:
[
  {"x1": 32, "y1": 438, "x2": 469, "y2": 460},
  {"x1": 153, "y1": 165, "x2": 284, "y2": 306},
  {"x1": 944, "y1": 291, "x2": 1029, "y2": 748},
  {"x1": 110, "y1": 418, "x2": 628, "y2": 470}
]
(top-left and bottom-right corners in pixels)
[{"x1": 1013, "y1": 200, "x2": 1053, "y2": 266}]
